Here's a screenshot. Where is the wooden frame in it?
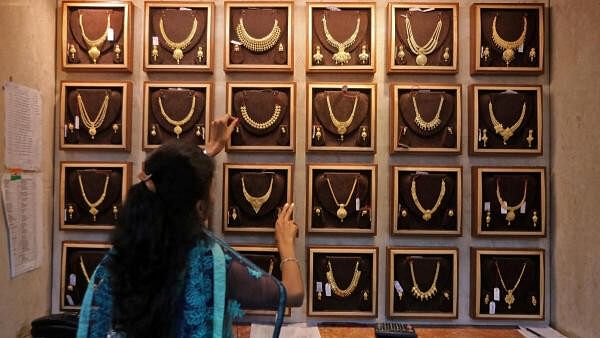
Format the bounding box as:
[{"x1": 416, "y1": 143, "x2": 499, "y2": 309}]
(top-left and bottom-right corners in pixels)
[
  {"x1": 469, "y1": 84, "x2": 543, "y2": 155},
  {"x1": 60, "y1": 162, "x2": 131, "y2": 231},
  {"x1": 224, "y1": 1, "x2": 293, "y2": 72},
  {"x1": 142, "y1": 81, "x2": 212, "y2": 151},
  {"x1": 60, "y1": 241, "x2": 111, "y2": 311},
  {"x1": 390, "y1": 83, "x2": 462, "y2": 154},
  {"x1": 61, "y1": 1, "x2": 133, "y2": 72},
  {"x1": 307, "y1": 246, "x2": 378, "y2": 317},
  {"x1": 391, "y1": 166, "x2": 462, "y2": 236},
  {"x1": 223, "y1": 163, "x2": 293, "y2": 233},
  {"x1": 472, "y1": 166, "x2": 546, "y2": 237},
  {"x1": 471, "y1": 248, "x2": 545, "y2": 320},
  {"x1": 225, "y1": 82, "x2": 296, "y2": 152},
  {"x1": 143, "y1": 1, "x2": 214, "y2": 72},
  {"x1": 307, "y1": 164, "x2": 377, "y2": 235},
  {"x1": 470, "y1": 3, "x2": 545, "y2": 74},
  {"x1": 306, "y1": 82, "x2": 377, "y2": 153},
  {"x1": 306, "y1": 2, "x2": 376, "y2": 73},
  {"x1": 387, "y1": 247, "x2": 458, "y2": 318},
  {"x1": 59, "y1": 81, "x2": 132, "y2": 151},
  {"x1": 387, "y1": 2, "x2": 459, "y2": 74}
]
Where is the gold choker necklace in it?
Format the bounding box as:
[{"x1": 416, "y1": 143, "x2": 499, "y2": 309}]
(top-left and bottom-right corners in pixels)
[
  {"x1": 159, "y1": 15, "x2": 198, "y2": 64},
  {"x1": 405, "y1": 15, "x2": 442, "y2": 66},
  {"x1": 79, "y1": 256, "x2": 91, "y2": 284},
  {"x1": 326, "y1": 94, "x2": 358, "y2": 140},
  {"x1": 496, "y1": 178, "x2": 527, "y2": 225},
  {"x1": 492, "y1": 15, "x2": 527, "y2": 66},
  {"x1": 410, "y1": 260, "x2": 440, "y2": 301},
  {"x1": 322, "y1": 14, "x2": 360, "y2": 64},
  {"x1": 236, "y1": 17, "x2": 281, "y2": 52},
  {"x1": 240, "y1": 91, "x2": 282, "y2": 130},
  {"x1": 488, "y1": 99, "x2": 527, "y2": 145},
  {"x1": 326, "y1": 260, "x2": 361, "y2": 298},
  {"x1": 78, "y1": 173, "x2": 110, "y2": 222},
  {"x1": 158, "y1": 94, "x2": 196, "y2": 138},
  {"x1": 412, "y1": 94, "x2": 444, "y2": 132},
  {"x1": 77, "y1": 91, "x2": 110, "y2": 139},
  {"x1": 411, "y1": 177, "x2": 446, "y2": 221},
  {"x1": 241, "y1": 175, "x2": 274, "y2": 214},
  {"x1": 325, "y1": 176, "x2": 358, "y2": 222},
  {"x1": 495, "y1": 261, "x2": 527, "y2": 309},
  {"x1": 79, "y1": 12, "x2": 111, "y2": 63}
]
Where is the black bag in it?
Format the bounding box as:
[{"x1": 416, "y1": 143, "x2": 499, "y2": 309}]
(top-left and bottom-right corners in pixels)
[{"x1": 31, "y1": 313, "x2": 78, "y2": 338}]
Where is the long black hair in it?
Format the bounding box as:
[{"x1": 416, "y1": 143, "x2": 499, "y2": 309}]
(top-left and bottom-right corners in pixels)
[{"x1": 109, "y1": 142, "x2": 215, "y2": 337}]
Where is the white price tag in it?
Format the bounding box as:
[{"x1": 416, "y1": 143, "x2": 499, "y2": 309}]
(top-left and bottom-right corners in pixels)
[
  {"x1": 107, "y1": 28, "x2": 114, "y2": 41},
  {"x1": 316, "y1": 281, "x2": 323, "y2": 293},
  {"x1": 325, "y1": 283, "x2": 332, "y2": 297},
  {"x1": 394, "y1": 280, "x2": 403, "y2": 294},
  {"x1": 66, "y1": 295, "x2": 75, "y2": 306},
  {"x1": 69, "y1": 273, "x2": 77, "y2": 286},
  {"x1": 484, "y1": 202, "x2": 491, "y2": 212},
  {"x1": 355, "y1": 197, "x2": 360, "y2": 210},
  {"x1": 64, "y1": 124, "x2": 67, "y2": 139},
  {"x1": 75, "y1": 116, "x2": 80, "y2": 129},
  {"x1": 312, "y1": 126, "x2": 316, "y2": 139},
  {"x1": 518, "y1": 44, "x2": 524, "y2": 53},
  {"x1": 501, "y1": 202, "x2": 507, "y2": 214},
  {"x1": 520, "y1": 201, "x2": 526, "y2": 214},
  {"x1": 489, "y1": 301, "x2": 496, "y2": 314},
  {"x1": 493, "y1": 287, "x2": 500, "y2": 301},
  {"x1": 478, "y1": 129, "x2": 482, "y2": 142},
  {"x1": 480, "y1": 46, "x2": 484, "y2": 58},
  {"x1": 64, "y1": 208, "x2": 67, "y2": 222},
  {"x1": 152, "y1": 36, "x2": 159, "y2": 46},
  {"x1": 179, "y1": 7, "x2": 192, "y2": 11}
]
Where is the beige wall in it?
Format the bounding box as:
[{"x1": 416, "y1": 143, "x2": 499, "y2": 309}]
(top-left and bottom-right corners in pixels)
[
  {"x1": 0, "y1": 0, "x2": 56, "y2": 337},
  {"x1": 550, "y1": 1, "x2": 600, "y2": 337}
]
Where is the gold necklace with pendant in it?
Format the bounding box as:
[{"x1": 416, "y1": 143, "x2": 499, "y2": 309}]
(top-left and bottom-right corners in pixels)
[
  {"x1": 159, "y1": 14, "x2": 198, "y2": 64},
  {"x1": 411, "y1": 177, "x2": 446, "y2": 221},
  {"x1": 495, "y1": 261, "x2": 527, "y2": 310},
  {"x1": 326, "y1": 260, "x2": 361, "y2": 298},
  {"x1": 491, "y1": 15, "x2": 527, "y2": 66},
  {"x1": 79, "y1": 12, "x2": 111, "y2": 64},
  {"x1": 412, "y1": 93, "x2": 444, "y2": 132},
  {"x1": 404, "y1": 14, "x2": 442, "y2": 66},
  {"x1": 241, "y1": 175, "x2": 274, "y2": 214},
  {"x1": 488, "y1": 99, "x2": 527, "y2": 145},
  {"x1": 79, "y1": 256, "x2": 91, "y2": 284},
  {"x1": 409, "y1": 260, "x2": 440, "y2": 301},
  {"x1": 326, "y1": 94, "x2": 358, "y2": 141},
  {"x1": 322, "y1": 14, "x2": 360, "y2": 65},
  {"x1": 496, "y1": 178, "x2": 527, "y2": 225},
  {"x1": 235, "y1": 15, "x2": 281, "y2": 52},
  {"x1": 77, "y1": 173, "x2": 110, "y2": 222},
  {"x1": 158, "y1": 93, "x2": 196, "y2": 138},
  {"x1": 77, "y1": 91, "x2": 110, "y2": 139},
  {"x1": 325, "y1": 176, "x2": 358, "y2": 222}
]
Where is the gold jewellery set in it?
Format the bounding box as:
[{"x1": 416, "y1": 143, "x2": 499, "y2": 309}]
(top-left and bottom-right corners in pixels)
[
  {"x1": 314, "y1": 12, "x2": 369, "y2": 65},
  {"x1": 397, "y1": 12, "x2": 450, "y2": 66},
  {"x1": 495, "y1": 261, "x2": 527, "y2": 309},
  {"x1": 238, "y1": 91, "x2": 282, "y2": 131},
  {"x1": 157, "y1": 92, "x2": 197, "y2": 139},
  {"x1": 153, "y1": 11, "x2": 204, "y2": 64},
  {"x1": 411, "y1": 177, "x2": 446, "y2": 222},
  {"x1": 482, "y1": 13, "x2": 536, "y2": 66},
  {"x1": 236, "y1": 16, "x2": 281, "y2": 52},
  {"x1": 412, "y1": 93, "x2": 444, "y2": 132},
  {"x1": 410, "y1": 260, "x2": 441, "y2": 301},
  {"x1": 78, "y1": 12, "x2": 110, "y2": 64},
  {"x1": 325, "y1": 176, "x2": 358, "y2": 222},
  {"x1": 486, "y1": 178, "x2": 538, "y2": 228},
  {"x1": 77, "y1": 173, "x2": 110, "y2": 222},
  {"x1": 323, "y1": 260, "x2": 363, "y2": 300},
  {"x1": 326, "y1": 94, "x2": 358, "y2": 141},
  {"x1": 76, "y1": 91, "x2": 110, "y2": 139},
  {"x1": 241, "y1": 175, "x2": 274, "y2": 214}
]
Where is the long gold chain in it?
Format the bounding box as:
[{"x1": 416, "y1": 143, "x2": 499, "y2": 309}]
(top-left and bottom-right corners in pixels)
[
  {"x1": 79, "y1": 12, "x2": 111, "y2": 64},
  {"x1": 410, "y1": 260, "x2": 440, "y2": 301},
  {"x1": 77, "y1": 173, "x2": 110, "y2": 222},
  {"x1": 158, "y1": 94, "x2": 196, "y2": 139},
  {"x1": 326, "y1": 260, "x2": 361, "y2": 298},
  {"x1": 412, "y1": 94, "x2": 444, "y2": 132},
  {"x1": 488, "y1": 99, "x2": 527, "y2": 145},
  {"x1": 235, "y1": 17, "x2": 281, "y2": 52},
  {"x1": 159, "y1": 15, "x2": 198, "y2": 64},
  {"x1": 495, "y1": 261, "x2": 527, "y2": 309},
  {"x1": 492, "y1": 15, "x2": 527, "y2": 66},
  {"x1": 325, "y1": 176, "x2": 358, "y2": 222},
  {"x1": 496, "y1": 178, "x2": 527, "y2": 225},
  {"x1": 405, "y1": 15, "x2": 442, "y2": 66},
  {"x1": 322, "y1": 14, "x2": 360, "y2": 64},
  {"x1": 326, "y1": 94, "x2": 358, "y2": 138},
  {"x1": 79, "y1": 256, "x2": 91, "y2": 284},
  {"x1": 241, "y1": 175, "x2": 274, "y2": 214},
  {"x1": 411, "y1": 177, "x2": 446, "y2": 221},
  {"x1": 77, "y1": 91, "x2": 109, "y2": 139}
]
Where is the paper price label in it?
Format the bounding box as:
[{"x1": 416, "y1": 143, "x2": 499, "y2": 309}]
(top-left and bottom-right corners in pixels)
[
  {"x1": 316, "y1": 281, "x2": 323, "y2": 293},
  {"x1": 74, "y1": 116, "x2": 80, "y2": 129},
  {"x1": 484, "y1": 202, "x2": 491, "y2": 212},
  {"x1": 489, "y1": 301, "x2": 496, "y2": 314},
  {"x1": 501, "y1": 203, "x2": 507, "y2": 214},
  {"x1": 518, "y1": 44, "x2": 524, "y2": 53},
  {"x1": 394, "y1": 280, "x2": 403, "y2": 293},
  {"x1": 69, "y1": 273, "x2": 77, "y2": 286},
  {"x1": 152, "y1": 36, "x2": 159, "y2": 46},
  {"x1": 66, "y1": 294, "x2": 75, "y2": 306},
  {"x1": 355, "y1": 197, "x2": 360, "y2": 210},
  {"x1": 521, "y1": 201, "x2": 526, "y2": 214},
  {"x1": 325, "y1": 283, "x2": 332, "y2": 297},
  {"x1": 493, "y1": 287, "x2": 500, "y2": 301},
  {"x1": 107, "y1": 28, "x2": 114, "y2": 41}
]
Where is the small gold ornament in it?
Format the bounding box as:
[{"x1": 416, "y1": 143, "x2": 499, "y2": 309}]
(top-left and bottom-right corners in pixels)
[
  {"x1": 278, "y1": 43, "x2": 284, "y2": 52},
  {"x1": 150, "y1": 125, "x2": 157, "y2": 137},
  {"x1": 443, "y1": 291, "x2": 450, "y2": 300},
  {"x1": 527, "y1": 129, "x2": 534, "y2": 148},
  {"x1": 401, "y1": 209, "x2": 408, "y2": 218},
  {"x1": 483, "y1": 46, "x2": 490, "y2": 62},
  {"x1": 397, "y1": 44, "x2": 406, "y2": 63},
  {"x1": 235, "y1": 125, "x2": 240, "y2": 134},
  {"x1": 197, "y1": 46, "x2": 204, "y2": 64},
  {"x1": 532, "y1": 295, "x2": 537, "y2": 307},
  {"x1": 114, "y1": 44, "x2": 121, "y2": 61},
  {"x1": 67, "y1": 205, "x2": 74, "y2": 220},
  {"x1": 231, "y1": 208, "x2": 238, "y2": 221},
  {"x1": 485, "y1": 211, "x2": 491, "y2": 227},
  {"x1": 448, "y1": 209, "x2": 455, "y2": 217},
  {"x1": 482, "y1": 129, "x2": 489, "y2": 147},
  {"x1": 152, "y1": 45, "x2": 159, "y2": 62},
  {"x1": 112, "y1": 205, "x2": 118, "y2": 220},
  {"x1": 314, "y1": 207, "x2": 321, "y2": 216},
  {"x1": 484, "y1": 293, "x2": 490, "y2": 305},
  {"x1": 313, "y1": 45, "x2": 323, "y2": 65},
  {"x1": 68, "y1": 44, "x2": 77, "y2": 61},
  {"x1": 360, "y1": 127, "x2": 368, "y2": 142},
  {"x1": 317, "y1": 291, "x2": 322, "y2": 301},
  {"x1": 315, "y1": 126, "x2": 322, "y2": 141},
  {"x1": 281, "y1": 126, "x2": 286, "y2": 134},
  {"x1": 68, "y1": 123, "x2": 75, "y2": 132},
  {"x1": 363, "y1": 290, "x2": 369, "y2": 301},
  {"x1": 529, "y1": 48, "x2": 536, "y2": 62},
  {"x1": 195, "y1": 125, "x2": 202, "y2": 137},
  {"x1": 112, "y1": 123, "x2": 119, "y2": 134},
  {"x1": 358, "y1": 45, "x2": 369, "y2": 64},
  {"x1": 443, "y1": 47, "x2": 450, "y2": 63},
  {"x1": 532, "y1": 210, "x2": 538, "y2": 227},
  {"x1": 233, "y1": 43, "x2": 241, "y2": 53}
]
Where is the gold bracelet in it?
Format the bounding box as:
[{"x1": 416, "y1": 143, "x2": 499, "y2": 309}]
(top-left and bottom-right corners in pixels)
[{"x1": 279, "y1": 257, "x2": 299, "y2": 270}]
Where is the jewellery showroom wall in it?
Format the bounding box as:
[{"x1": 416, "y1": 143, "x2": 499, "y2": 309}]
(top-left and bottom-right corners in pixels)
[{"x1": 51, "y1": 0, "x2": 551, "y2": 326}]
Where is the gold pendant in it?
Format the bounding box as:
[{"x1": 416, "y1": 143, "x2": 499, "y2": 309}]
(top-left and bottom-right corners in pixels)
[
  {"x1": 502, "y1": 49, "x2": 515, "y2": 66},
  {"x1": 505, "y1": 290, "x2": 515, "y2": 309},
  {"x1": 173, "y1": 48, "x2": 184, "y2": 64},
  {"x1": 333, "y1": 47, "x2": 351, "y2": 65},
  {"x1": 152, "y1": 45, "x2": 159, "y2": 62},
  {"x1": 89, "y1": 207, "x2": 98, "y2": 222},
  {"x1": 506, "y1": 209, "x2": 516, "y2": 225},
  {"x1": 88, "y1": 127, "x2": 96, "y2": 139},
  {"x1": 112, "y1": 205, "x2": 118, "y2": 220},
  {"x1": 415, "y1": 49, "x2": 427, "y2": 66},
  {"x1": 422, "y1": 210, "x2": 432, "y2": 221},
  {"x1": 336, "y1": 205, "x2": 347, "y2": 222},
  {"x1": 174, "y1": 125, "x2": 182, "y2": 138},
  {"x1": 88, "y1": 46, "x2": 100, "y2": 64},
  {"x1": 336, "y1": 126, "x2": 347, "y2": 135}
]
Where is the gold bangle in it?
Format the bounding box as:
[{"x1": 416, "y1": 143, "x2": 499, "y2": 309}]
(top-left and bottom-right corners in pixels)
[{"x1": 279, "y1": 257, "x2": 299, "y2": 270}]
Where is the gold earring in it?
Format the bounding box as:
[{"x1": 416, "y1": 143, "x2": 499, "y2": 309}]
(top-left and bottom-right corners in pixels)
[
  {"x1": 359, "y1": 45, "x2": 369, "y2": 64},
  {"x1": 280, "y1": 126, "x2": 287, "y2": 134},
  {"x1": 532, "y1": 211, "x2": 538, "y2": 227},
  {"x1": 314, "y1": 207, "x2": 321, "y2": 216},
  {"x1": 397, "y1": 44, "x2": 406, "y2": 63},
  {"x1": 152, "y1": 45, "x2": 159, "y2": 63},
  {"x1": 484, "y1": 293, "x2": 490, "y2": 305},
  {"x1": 68, "y1": 44, "x2": 77, "y2": 61},
  {"x1": 317, "y1": 291, "x2": 322, "y2": 301},
  {"x1": 401, "y1": 209, "x2": 408, "y2": 218},
  {"x1": 443, "y1": 291, "x2": 450, "y2": 300},
  {"x1": 532, "y1": 295, "x2": 537, "y2": 307},
  {"x1": 231, "y1": 208, "x2": 238, "y2": 221},
  {"x1": 278, "y1": 43, "x2": 285, "y2": 53},
  {"x1": 68, "y1": 123, "x2": 75, "y2": 133},
  {"x1": 360, "y1": 127, "x2": 368, "y2": 142},
  {"x1": 313, "y1": 45, "x2": 323, "y2": 65},
  {"x1": 529, "y1": 48, "x2": 536, "y2": 62},
  {"x1": 443, "y1": 47, "x2": 450, "y2": 63},
  {"x1": 235, "y1": 125, "x2": 240, "y2": 134},
  {"x1": 114, "y1": 44, "x2": 121, "y2": 61},
  {"x1": 195, "y1": 125, "x2": 202, "y2": 137},
  {"x1": 448, "y1": 209, "x2": 455, "y2": 217},
  {"x1": 527, "y1": 129, "x2": 534, "y2": 148},
  {"x1": 482, "y1": 129, "x2": 489, "y2": 147},
  {"x1": 113, "y1": 205, "x2": 118, "y2": 220},
  {"x1": 112, "y1": 123, "x2": 119, "y2": 134},
  {"x1": 67, "y1": 205, "x2": 74, "y2": 220},
  {"x1": 150, "y1": 125, "x2": 157, "y2": 137},
  {"x1": 197, "y1": 46, "x2": 204, "y2": 64},
  {"x1": 483, "y1": 46, "x2": 490, "y2": 62},
  {"x1": 233, "y1": 43, "x2": 240, "y2": 53},
  {"x1": 363, "y1": 290, "x2": 369, "y2": 301},
  {"x1": 315, "y1": 126, "x2": 322, "y2": 141},
  {"x1": 485, "y1": 211, "x2": 491, "y2": 227}
]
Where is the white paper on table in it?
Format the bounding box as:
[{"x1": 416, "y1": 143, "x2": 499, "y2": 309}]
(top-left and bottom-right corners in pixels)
[
  {"x1": 3, "y1": 81, "x2": 42, "y2": 171},
  {"x1": 518, "y1": 326, "x2": 568, "y2": 338},
  {"x1": 250, "y1": 323, "x2": 321, "y2": 338},
  {"x1": 1, "y1": 173, "x2": 43, "y2": 278}
]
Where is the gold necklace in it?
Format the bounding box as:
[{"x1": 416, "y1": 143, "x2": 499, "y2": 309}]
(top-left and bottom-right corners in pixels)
[
  {"x1": 79, "y1": 12, "x2": 111, "y2": 64},
  {"x1": 159, "y1": 15, "x2": 198, "y2": 64},
  {"x1": 411, "y1": 177, "x2": 446, "y2": 221},
  {"x1": 157, "y1": 94, "x2": 196, "y2": 138},
  {"x1": 240, "y1": 91, "x2": 282, "y2": 130},
  {"x1": 241, "y1": 175, "x2": 274, "y2": 214},
  {"x1": 77, "y1": 91, "x2": 109, "y2": 139},
  {"x1": 235, "y1": 17, "x2": 281, "y2": 52},
  {"x1": 495, "y1": 261, "x2": 527, "y2": 309},
  {"x1": 410, "y1": 260, "x2": 440, "y2": 301},
  {"x1": 321, "y1": 14, "x2": 360, "y2": 64},
  {"x1": 496, "y1": 179, "x2": 527, "y2": 225},
  {"x1": 77, "y1": 173, "x2": 110, "y2": 222},
  {"x1": 405, "y1": 15, "x2": 442, "y2": 66},
  {"x1": 325, "y1": 176, "x2": 358, "y2": 222},
  {"x1": 492, "y1": 15, "x2": 527, "y2": 66},
  {"x1": 326, "y1": 260, "x2": 361, "y2": 298},
  {"x1": 488, "y1": 99, "x2": 527, "y2": 145},
  {"x1": 412, "y1": 94, "x2": 444, "y2": 132},
  {"x1": 79, "y1": 256, "x2": 91, "y2": 284},
  {"x1": 326, "y1": 94, "x2": 358, "y2": 140}
]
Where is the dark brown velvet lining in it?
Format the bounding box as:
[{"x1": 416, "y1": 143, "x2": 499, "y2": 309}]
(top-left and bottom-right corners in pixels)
[
  {"x1": 312, "y1": 253, "x2": 373, "y2": 312},
  {"x1": 397, "y1": 89, "x2": 457, "y2": 149},
  {"x1": 64, "y1": 248, "x2": 109, "y2": 307},
  {"x1": 311, "y1": 8, "x2": 371, "y2": 66},
  {"x1": 241, "y1": 252, "x2": 282, "y2": 280},
  {"x1": 479, "y1": 8, "x2": 541, "y2": 68},
  {"x1": 149, "y1": 8, "x2": 208, "y2": 65},
  {"x1": 479, "y1": 255, "x2": 541, "y2": 315},
  {"x1": 67, "y1": 7, "x2": 124, "y2": 64},
  {"x1": 228, "y1": 170, "x2": 287, "y2": 228},
  {"x1": 394, "y1": 8, "x2": 453, "y2": 66},
  {"x1": 478, "y1": 90, "x2": 539, "y2": 149},
  {"x1": 396, "y1": 172, "x2": 457, "y2": 231},
  {"x1": 392, "y1": 255, "x2": 454, "y2": 313},
  {"x1": 65, "y1": 88, "x2": 123, "y2": 145},
  {"x1": 481, "y1": 172, "x2": 541, "y2": 231},
  {"x1": 65, "y1": 168, "x2": 122, "y2": 226},
  {"x1": 229, "y1": 7, "x2": 288, "y2": 65}
]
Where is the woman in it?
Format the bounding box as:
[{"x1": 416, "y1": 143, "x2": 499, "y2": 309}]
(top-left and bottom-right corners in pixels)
[{"x1": 77, "y1": 116, "x2": 304, "y2": 338}]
